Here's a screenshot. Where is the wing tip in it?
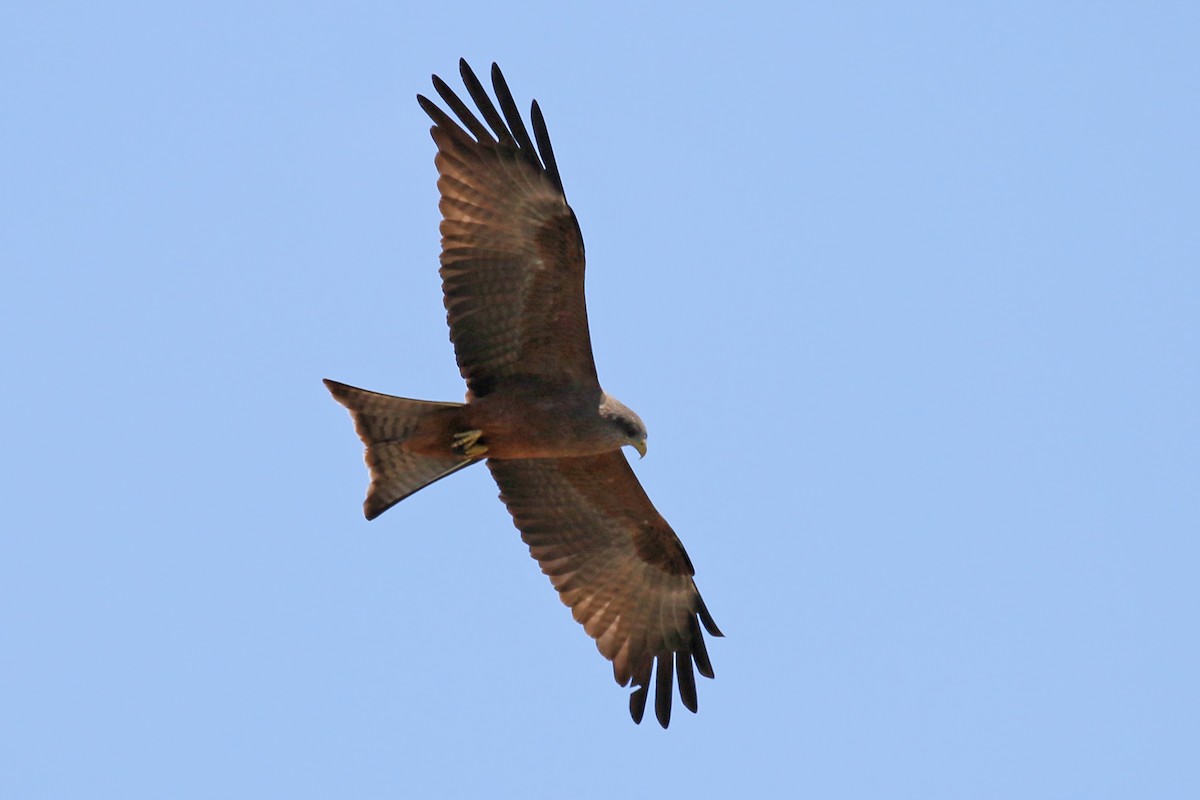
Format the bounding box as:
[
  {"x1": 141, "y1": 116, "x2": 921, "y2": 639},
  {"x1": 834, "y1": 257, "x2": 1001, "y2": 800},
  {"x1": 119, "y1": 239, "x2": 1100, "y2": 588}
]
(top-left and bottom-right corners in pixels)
[
  {"x1": 654, "y1": 653, "x2": 674, "y2": 728},
  {"x1": 677, "y1": 650, "x2": 699, "y2": 714},
  {"x1": 362, "y1": 500, "x2": 386, "y2": 521},
  {"x1": 323, "y1": 377, "x2": 350, "y2": 401},
  {"x1": 698, "y1": 595, "x2": 724, "y2": 637},
  {"x1": 629, "y1": 683, "x2": 648, "y2": 725}
]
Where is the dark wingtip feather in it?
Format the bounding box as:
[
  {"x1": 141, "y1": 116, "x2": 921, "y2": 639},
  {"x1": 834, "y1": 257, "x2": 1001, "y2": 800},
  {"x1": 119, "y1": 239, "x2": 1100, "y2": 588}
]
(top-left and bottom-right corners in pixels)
[
  {"x1": 490, "y1": 63, "x2": 539, "y2": 165},
  {"x1": 676, "y1": 651, "x2": 698, "y2": 714},
  {"x1": 698, "y1": 595, "x2": 724, "y2": 637},
  {"x1": 416, "y1": 93, "x2": 447, "y2": 126},
  {"x1": 529, "y1": 100, "x2": 565, "y2": 196},
  {"x1": 629, "y1": 683, "x2": 648, "y2": 724},
  {"x1": 431, "y1": 72, "x2": 493, "y2": 144},
  {"x1": 689, "y1": 615, "x2": 715, "y2": 679},
  {"x1": 363, "y1": 499, "x2": 384, "y2": 521},
  {"x1": 654, "y1": 655, "x2": 674, "y2": 728},
  {"x1": 417, "y1": 94, "x2": 476, "y2": 151},
  {"x1": 458, "y1": 60, "x2": 515, "y2": 148}
]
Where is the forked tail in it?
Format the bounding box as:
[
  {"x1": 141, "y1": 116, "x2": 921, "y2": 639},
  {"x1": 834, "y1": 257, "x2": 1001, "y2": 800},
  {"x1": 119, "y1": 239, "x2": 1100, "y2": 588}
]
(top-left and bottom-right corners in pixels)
[{"x1": 323, "y1": 379, "x2": 475, "y2": 519}]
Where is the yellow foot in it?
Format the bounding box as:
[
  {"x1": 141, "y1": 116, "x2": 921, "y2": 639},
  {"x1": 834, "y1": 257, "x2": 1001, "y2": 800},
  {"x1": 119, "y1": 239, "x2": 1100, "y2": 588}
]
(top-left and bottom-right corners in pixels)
[{"x1": 451, "y1": 429, "x2": 488, "y2": 458}]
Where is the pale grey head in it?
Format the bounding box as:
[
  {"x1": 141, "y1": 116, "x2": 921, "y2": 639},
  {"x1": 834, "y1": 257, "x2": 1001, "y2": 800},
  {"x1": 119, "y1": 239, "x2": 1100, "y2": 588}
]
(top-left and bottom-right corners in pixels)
[{"x1": 599, "y1": 392, "x2": 648, "y2": 458}]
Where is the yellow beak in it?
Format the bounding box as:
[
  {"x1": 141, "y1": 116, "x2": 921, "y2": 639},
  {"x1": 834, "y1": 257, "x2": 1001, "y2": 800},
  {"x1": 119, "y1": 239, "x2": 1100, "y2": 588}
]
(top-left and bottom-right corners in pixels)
[{"x1": 631, "y1": 439, "x2": 647, "y2": 459}]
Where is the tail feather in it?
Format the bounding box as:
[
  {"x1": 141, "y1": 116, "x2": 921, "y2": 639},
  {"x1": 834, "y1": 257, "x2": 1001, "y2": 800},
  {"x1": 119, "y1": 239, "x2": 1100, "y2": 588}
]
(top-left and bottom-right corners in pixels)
[{"x1": 324, "y1": 379, "x2": 475, "y2": 519}]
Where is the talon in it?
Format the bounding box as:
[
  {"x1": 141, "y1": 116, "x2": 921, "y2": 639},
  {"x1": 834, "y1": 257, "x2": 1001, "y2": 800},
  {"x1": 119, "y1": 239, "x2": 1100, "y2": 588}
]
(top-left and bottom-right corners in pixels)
[{"x1": 451, "y1": 429, "x2": 488, "y2": 457}]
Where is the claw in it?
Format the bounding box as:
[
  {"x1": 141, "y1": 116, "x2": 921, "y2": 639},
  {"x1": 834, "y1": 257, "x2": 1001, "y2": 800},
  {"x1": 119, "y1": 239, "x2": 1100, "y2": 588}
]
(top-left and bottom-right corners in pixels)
[{"x1": 451, "y1": 429, "x2": 488, "y2": 457}]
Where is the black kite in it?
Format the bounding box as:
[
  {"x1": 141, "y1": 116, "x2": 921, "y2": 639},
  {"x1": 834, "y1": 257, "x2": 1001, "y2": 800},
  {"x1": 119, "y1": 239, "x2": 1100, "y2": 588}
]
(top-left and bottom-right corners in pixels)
[{"x1": 324, "y1": 60, "x2": 722, "y2": 727}]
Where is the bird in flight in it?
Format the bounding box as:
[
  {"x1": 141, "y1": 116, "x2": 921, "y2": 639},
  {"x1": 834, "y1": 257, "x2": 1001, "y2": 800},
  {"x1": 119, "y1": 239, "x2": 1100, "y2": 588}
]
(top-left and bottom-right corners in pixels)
[{"x1": 324, "y1": 60, "x2": 721, "y2": 728}]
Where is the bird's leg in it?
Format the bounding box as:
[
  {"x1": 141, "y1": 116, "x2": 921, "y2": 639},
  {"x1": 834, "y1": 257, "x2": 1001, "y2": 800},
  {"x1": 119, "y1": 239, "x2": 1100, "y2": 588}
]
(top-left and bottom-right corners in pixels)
[{"x1": 451, "y1": 429, "x2": 488, "y2": 458}]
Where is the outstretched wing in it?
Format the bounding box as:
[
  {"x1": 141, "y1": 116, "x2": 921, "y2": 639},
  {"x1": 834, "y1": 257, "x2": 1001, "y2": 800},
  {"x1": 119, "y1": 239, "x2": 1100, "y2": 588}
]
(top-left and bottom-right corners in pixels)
[
  {"x1": 488, "y1": 452, "x2": 723, "y2": 728},
  {"x1": 419, "y1": 60, "x2": 597, "y2": 400}
]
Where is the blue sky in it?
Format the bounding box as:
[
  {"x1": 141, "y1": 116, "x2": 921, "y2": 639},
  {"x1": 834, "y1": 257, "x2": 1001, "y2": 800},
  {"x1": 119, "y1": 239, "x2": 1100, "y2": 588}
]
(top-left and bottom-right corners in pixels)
[{"x1": 3, "y1": 2, "x2": 1197, "y2": 797}]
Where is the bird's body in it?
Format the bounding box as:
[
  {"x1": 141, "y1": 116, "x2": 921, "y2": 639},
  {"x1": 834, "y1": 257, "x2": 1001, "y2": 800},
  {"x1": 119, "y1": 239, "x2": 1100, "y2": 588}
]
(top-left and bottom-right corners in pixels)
[
  {"x1": 464, "y1": 380, "x2": 634, "y2": 460},
  {"x1": 329, "y1": 379, "x2": 631, "y2": 461},
  {"x1": 325, "y1": 60, "x2": 721, "y2": 728}
]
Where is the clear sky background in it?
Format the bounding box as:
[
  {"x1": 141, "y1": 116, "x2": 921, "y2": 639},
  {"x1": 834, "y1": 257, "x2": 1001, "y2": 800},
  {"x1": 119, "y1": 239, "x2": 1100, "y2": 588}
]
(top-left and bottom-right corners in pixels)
[{"x1": 3, "y1": 2, "x2": 1197, "y2": 798}]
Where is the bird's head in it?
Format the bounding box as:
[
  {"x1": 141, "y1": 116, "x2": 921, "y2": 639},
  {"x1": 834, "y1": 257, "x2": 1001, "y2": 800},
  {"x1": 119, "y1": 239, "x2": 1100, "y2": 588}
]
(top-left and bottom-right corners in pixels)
[{"x1": 599, "y1": 393, "x2": 648, "y2": 458}]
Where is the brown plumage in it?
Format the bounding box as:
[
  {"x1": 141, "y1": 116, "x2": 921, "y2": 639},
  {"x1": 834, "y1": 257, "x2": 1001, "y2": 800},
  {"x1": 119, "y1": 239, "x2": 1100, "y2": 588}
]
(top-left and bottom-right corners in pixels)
[{"x1": 324, "y1": 59, "x2": 721, "y2": 727}]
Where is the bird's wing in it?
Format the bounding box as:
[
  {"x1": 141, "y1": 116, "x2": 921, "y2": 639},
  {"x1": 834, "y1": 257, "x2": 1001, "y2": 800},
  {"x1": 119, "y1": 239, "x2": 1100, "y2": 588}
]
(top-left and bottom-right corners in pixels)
[
  {"x1": 419, "y1": 60, "x2": 597, "y2": 399},
  {"x1": 487, "y1": 452, "x2": 722, "y2": 728}
]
